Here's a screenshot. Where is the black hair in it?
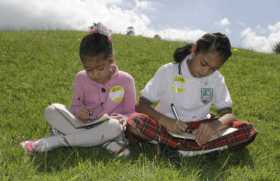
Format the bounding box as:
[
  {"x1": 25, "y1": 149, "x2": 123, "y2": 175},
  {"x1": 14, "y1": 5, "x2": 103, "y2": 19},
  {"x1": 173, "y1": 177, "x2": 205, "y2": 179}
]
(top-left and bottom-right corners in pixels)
[
  {"x1": 79, "y1": 33, "x2": 112, "y2": 62},
  {"x1": 173, "y1": 32, "x2": 232, "y2": 63}
]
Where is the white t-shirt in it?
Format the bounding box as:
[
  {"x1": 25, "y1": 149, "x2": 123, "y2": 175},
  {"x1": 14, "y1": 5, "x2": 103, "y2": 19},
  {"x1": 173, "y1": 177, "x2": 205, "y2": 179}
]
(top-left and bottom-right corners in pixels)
[{"x1": 141, "y1": 56, "x2": 232, "y2": 122}]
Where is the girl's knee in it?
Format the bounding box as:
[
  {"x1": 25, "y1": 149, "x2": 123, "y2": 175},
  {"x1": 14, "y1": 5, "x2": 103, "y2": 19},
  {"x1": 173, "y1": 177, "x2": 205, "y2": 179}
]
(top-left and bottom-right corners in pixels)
[
  {"x1": 106, "y1": 119, "x2": 124, "y2": 138},
  {"x1": 44, "y1": 103, "x2": 64, "y2": 121}
]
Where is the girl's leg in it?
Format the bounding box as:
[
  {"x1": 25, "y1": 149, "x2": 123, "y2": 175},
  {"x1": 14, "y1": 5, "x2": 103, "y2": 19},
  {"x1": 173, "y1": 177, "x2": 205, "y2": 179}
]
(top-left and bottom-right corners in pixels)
[
  {"x1": 127, "y1": 113, "x2": 257, "y2": 156},
  {"x1": 22, "y1": 118, "x2": 127, "y2": 154},
  {"x1": 225, "y1": 120, "x2": 257, "y2": 150},
  {"x1": 44, "y1": 103, "x2": 81, "y2": 134},
  {"x1": 178, "y1": 119, "x2": 257, "y2": 156},
  {"x1": 126, "y1": 113, "x2": 179, "y2": 148},
  {"x1": 61, "y1": 118, "x2": 123, "y2": 147}
]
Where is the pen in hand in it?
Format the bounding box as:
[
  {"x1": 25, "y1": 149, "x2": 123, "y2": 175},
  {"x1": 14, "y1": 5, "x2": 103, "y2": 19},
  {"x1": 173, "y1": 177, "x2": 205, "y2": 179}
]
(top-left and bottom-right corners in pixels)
[
  {"x1": 171, "y1": 103, "x2": 179, "y2": 120},
  {"x1": 170, "y1": 103, "x2": 188, "y2": 133}
]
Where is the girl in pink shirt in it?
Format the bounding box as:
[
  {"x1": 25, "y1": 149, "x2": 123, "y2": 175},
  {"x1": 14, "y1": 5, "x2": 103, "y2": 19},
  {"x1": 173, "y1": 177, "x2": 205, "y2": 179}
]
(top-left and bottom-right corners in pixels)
[{"x1": 21, "y1": 23, "x2": 136, "y2": 157}]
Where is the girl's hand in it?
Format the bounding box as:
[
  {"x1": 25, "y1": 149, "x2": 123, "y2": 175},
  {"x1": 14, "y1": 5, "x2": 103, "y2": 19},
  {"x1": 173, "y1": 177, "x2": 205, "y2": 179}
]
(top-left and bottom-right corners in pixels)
[
  {"x1": 161, "y1": 117, "x2": 188, "y2": 134},
  {"x1": 78, "y1": 107, "x2": 90, "y2": 122},
  {"x1": 194, "y1": 120, "x2": 222, "y2": 146}
]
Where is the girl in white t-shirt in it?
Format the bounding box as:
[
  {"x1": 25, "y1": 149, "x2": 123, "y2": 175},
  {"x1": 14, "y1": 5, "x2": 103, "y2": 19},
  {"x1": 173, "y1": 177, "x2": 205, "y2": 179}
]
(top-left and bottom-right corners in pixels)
[{"x1": 126, "y1": 32, "x2": 257, "y2": 156}]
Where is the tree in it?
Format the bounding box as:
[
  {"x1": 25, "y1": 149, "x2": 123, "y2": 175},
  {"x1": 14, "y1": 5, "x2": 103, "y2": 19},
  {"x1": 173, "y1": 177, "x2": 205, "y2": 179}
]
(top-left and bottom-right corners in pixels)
[
  {"x1": 154, "y1": 34, "x2": 161, "y2": 39},
  {"x1": 126, "y1": 26, "x2": 135, "y2": 36},
  {"x1": 273, "y1": 41, "x2": 280, "y2": 54}
]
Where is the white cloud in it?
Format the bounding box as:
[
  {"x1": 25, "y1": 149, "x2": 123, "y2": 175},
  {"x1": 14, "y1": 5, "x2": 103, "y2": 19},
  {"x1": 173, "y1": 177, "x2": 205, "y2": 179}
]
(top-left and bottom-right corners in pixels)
[
  {"x1": 0, "y1": 0, "x2": 151, "y2": 32},
  {"x1": 0, "y1": 0, "x2": 91, "y2": 30},
  {"x1": 237, "y1": 21, "x2": 246, "y2": 28},
  {"x1": 134, "y1": 0, "x2": 152, "y2": 10},
  {"x1": 115, "y1": 0, "x2": 153, "y2": 11},
  {"x1": 255, "y1": 24, "x2": 267, "y2": 35},
  {"x1": 220, "y1": 18, "x2": 231, "y2": 26},
  {"x1": 241, "y1": 22, "x2": 280, "y2": 53},
  {"x1": 240, "y1": 28, "x2": 271, "y2": 52},
  {"x1": 224, "y1": 28, "x2": 231, "y2": 35},
  {"x1": 158, "y1": 28, "x2": 206, "y2": 42},
  {"x1": 214, "y1": 17, "x2": 231, "y2": 35},
  {"x1": 0, "y1": 0, "x2": 206, "y2": 43}
]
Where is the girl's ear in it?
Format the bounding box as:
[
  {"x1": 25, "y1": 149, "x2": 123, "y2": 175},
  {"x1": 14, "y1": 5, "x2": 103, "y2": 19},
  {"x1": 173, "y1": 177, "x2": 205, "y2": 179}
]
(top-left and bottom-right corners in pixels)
[
  {"x1": 107, "y1": 56, "x2": 116, "y2": 64},
  {"x1": 108, "y1": 56, "x2": 115, "y2": 64},
  {"x1": 191, "y1": 44, "x2": 197, "y2": 55}
]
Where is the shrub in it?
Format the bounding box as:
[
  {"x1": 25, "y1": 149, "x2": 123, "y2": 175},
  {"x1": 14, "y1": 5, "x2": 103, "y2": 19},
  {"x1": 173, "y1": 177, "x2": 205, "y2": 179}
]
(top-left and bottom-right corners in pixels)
[{"x1": 273, "y1": 41, "x2": 280, "y2": 54}]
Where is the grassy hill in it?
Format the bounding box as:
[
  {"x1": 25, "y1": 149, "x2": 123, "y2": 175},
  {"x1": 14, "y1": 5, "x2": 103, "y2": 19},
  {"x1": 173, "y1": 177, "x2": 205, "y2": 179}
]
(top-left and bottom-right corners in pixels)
[{"x1": 0, "y1": 31, "x2": 279, "y2": 180}]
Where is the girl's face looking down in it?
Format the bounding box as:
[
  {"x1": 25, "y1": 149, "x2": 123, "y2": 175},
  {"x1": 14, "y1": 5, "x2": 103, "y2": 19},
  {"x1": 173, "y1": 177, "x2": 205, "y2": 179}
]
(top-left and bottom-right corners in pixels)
[
  {"x1": 82, "y1": 55, "x2": 113, "y2": 83},
  {"x1": 188, "y1": 49, "x2": 225, "y2": 78}
]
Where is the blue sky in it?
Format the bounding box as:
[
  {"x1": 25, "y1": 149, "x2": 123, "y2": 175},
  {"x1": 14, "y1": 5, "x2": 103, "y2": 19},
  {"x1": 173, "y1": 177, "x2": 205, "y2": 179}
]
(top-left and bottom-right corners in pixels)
[{"x1": 1, "y1": 0, "x2": 280, "y2": 52}]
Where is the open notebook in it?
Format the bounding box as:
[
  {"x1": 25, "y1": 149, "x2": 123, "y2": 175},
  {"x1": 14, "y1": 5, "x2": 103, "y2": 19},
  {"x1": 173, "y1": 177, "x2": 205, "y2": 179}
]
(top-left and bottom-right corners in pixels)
[
  {"x1": 54, "y1": 106, "x2": 110, "y2": 129},
  {"x1": 168, "y1": 127, "x2": 238, "y2": 141}
]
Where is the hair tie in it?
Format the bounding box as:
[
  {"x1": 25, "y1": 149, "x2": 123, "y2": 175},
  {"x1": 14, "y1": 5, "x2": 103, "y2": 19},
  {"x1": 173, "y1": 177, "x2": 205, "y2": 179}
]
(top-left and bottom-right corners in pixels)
[{"x1": 89, "y1": 22, "x2": 112, "y2": 42}]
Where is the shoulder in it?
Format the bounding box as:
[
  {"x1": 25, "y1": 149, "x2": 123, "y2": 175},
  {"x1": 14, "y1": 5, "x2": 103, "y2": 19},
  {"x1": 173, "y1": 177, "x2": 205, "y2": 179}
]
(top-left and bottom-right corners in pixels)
[
  {"x1": 74, "y1": 70, "x2": 87, "y2": 81},
  {"x1": 155, "y1": 62, "x2": 175, "y2": 76},
  {"x1": 210, "y1": 70, "x2": 226, "y2": 84},
  {"x1": 117, "y1": 71, "x2": 135, "y2": 82},
  {"x1": 115, "y1": 71, "x2": 136, "y2": 88},
  {"x1": 159, "y1": 62, "x2": 175, "y2": 70}
]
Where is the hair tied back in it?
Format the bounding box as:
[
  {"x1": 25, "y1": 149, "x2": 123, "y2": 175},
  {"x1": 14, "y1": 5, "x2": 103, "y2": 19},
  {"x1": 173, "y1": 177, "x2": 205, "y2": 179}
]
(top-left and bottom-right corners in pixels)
[{"x1": 89, "y1": 22, "x2": 112, "y2": 42}]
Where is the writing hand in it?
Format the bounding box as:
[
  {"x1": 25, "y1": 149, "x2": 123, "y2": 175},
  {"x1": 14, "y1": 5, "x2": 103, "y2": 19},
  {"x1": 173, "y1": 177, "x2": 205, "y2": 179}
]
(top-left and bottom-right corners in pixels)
[
  {"x1": 194, "y1": 120, "x2": 222, "y2": 146},
  {"x1": 78, "y1": 107, "x2": 90, "y2": 122},
  {"x1": 161, "y1": 117, "x2": 188, "y2": 134}
]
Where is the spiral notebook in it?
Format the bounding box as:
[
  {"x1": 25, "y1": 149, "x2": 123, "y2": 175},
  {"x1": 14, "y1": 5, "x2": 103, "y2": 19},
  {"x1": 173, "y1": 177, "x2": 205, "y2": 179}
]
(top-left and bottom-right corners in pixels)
[
  {"x1": 54, "y1": 105, "x2": 110, "y2": 128},
  {"x1": 168, "y1": 127, "x2": 238, "y2": 140}
]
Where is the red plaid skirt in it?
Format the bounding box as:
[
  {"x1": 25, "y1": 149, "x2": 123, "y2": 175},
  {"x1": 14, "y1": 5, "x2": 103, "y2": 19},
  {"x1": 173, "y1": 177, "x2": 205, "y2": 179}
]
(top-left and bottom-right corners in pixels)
[{"x1": 126, "y1": 113, "x2": 257, "y2": 151}]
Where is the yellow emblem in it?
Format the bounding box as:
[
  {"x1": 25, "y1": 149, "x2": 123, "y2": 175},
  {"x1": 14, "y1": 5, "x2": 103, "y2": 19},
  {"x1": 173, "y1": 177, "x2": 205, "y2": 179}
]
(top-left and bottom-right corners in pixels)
[
  {"x1": 109, "y1": 85, "x2": 125, "y2": 103},
  {"x1": 172, "y1": 75, "x2": 185, "y2": 93}
]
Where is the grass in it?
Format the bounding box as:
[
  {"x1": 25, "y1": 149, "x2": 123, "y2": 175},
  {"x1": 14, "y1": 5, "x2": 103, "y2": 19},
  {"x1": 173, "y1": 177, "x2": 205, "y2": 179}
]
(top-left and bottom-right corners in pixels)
[{"x1": 0, "y1": 31, "x2": 280, "y2": 180}]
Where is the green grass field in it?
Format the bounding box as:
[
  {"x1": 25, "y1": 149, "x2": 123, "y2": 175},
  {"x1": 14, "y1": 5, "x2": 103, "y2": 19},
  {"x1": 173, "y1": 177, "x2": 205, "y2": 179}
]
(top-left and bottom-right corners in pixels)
[{"x1": 0, "y1": 31, "x2": 280, "y2": 180}]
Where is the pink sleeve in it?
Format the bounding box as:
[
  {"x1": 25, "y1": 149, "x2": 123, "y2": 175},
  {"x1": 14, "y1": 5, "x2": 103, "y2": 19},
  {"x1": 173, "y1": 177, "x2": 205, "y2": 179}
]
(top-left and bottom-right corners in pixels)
[
  {"x1": 70, "y1": 73, "x2": 84, "y2": 117},
  {"x1": 120, "y1": 76, "x2": 136, "y2": 116}
]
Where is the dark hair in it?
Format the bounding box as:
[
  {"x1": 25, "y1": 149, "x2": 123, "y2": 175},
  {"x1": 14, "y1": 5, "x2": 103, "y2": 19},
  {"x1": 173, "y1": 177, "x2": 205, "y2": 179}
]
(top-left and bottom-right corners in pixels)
[
  {"x1": 79, "y1": 33, "x2": 112, "y2": 62},
  {"x1": 173, "y1": 32, "x2": 232, "y2": 63}
]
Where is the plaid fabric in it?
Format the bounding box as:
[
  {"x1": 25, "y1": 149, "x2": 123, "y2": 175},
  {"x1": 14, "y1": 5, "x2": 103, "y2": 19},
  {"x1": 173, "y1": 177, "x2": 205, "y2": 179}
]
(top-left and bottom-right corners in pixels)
[{"x1": 126, "y1": 113, "x2": 257, "y2": 151}]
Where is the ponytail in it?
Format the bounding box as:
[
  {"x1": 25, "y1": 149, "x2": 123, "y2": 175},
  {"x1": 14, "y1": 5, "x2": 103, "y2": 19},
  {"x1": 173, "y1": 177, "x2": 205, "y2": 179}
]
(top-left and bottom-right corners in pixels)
[{"x1": 173, "y1": 43, "x2": 193, "y2": 63}]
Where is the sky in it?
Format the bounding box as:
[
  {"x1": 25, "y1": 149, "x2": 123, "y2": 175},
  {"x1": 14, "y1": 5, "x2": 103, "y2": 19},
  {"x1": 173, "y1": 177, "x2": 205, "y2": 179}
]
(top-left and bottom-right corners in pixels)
[{"x1": 0, "y1": 0, "x2": 280, "y2": 53}]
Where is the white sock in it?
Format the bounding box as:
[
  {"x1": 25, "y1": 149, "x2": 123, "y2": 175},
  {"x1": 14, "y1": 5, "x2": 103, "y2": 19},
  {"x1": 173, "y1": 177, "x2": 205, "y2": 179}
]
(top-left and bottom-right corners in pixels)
[{"x1": 33, "y1": 136, "x2": 69, "y2": 152}]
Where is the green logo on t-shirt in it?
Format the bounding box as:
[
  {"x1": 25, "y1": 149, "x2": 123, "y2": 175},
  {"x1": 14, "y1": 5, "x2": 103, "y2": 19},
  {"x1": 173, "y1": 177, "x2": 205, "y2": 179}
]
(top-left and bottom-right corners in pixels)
[{"x1": 201, "y1": 88, "x2": 213, "y2": 104}]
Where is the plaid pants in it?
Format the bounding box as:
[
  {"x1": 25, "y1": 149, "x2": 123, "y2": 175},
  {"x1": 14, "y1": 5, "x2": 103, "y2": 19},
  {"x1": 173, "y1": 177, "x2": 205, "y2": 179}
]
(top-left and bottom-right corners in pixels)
[{"x1": 126, "y1": 113, "x2": 257, "y2": 151}]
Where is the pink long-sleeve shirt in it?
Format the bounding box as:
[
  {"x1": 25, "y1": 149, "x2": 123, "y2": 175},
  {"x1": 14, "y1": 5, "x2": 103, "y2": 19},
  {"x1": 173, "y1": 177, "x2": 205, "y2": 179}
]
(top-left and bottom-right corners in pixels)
[{"x1": 70, "y1": 64, "x2": 136, "y2": 119}]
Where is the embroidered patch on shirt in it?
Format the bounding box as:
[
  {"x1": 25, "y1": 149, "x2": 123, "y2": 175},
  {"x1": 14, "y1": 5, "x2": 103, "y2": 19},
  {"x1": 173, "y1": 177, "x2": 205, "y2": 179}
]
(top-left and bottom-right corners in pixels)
[
  {"x1": 109, "y1": 85, "x2": 125, "y2": 103},
  {"x1": 172, "y1": 75, "x2": 185, "y2": 93},
  {"x1": 201, "y1": 88, "x2": 213, "y2": 104}
]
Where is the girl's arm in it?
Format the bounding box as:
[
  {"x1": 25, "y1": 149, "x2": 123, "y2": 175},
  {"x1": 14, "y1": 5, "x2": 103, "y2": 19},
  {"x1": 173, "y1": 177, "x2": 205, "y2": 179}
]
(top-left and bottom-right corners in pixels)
[
  {"x1": 136, "y1": 96, "x2": 188, "y2": 134},
  {"x1": 217, "y1": 107, "x2": 235, "y2": 128},
  {"x1": 71, "y1": 73, "x2": 90, "y2": 121},
  {"x1": 195, "y1": 107, "x2": 235, "y2": 145}
]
